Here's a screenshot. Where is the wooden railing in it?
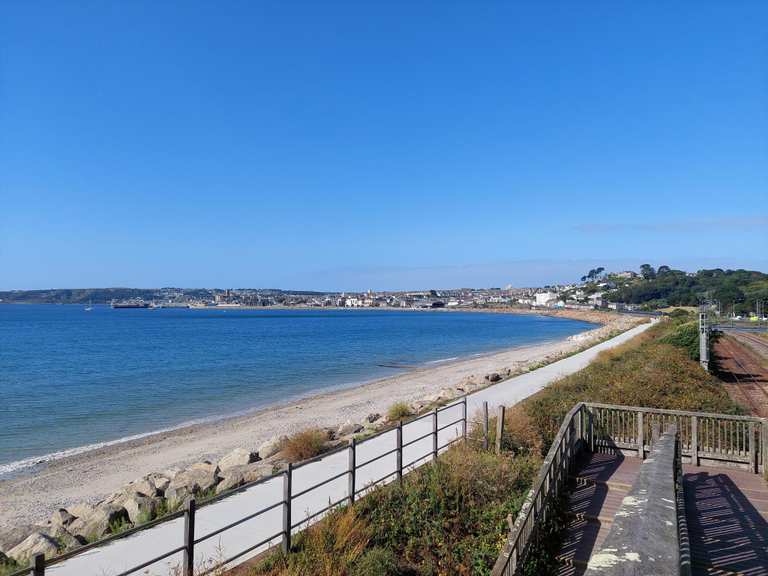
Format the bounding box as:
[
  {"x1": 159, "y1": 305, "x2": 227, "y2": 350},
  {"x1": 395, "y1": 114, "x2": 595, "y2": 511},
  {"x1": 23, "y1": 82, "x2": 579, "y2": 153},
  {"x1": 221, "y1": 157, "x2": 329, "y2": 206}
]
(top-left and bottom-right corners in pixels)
[{"x1": 491, "y1": 402, "x2": 767, "y2": 576}]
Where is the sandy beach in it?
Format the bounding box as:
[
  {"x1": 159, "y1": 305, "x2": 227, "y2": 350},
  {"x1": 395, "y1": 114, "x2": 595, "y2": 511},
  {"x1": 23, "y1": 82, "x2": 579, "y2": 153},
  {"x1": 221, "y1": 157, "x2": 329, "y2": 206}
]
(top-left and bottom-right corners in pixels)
[{"x1": 0, "y1": 310, "x2": 638, "y2": 531}]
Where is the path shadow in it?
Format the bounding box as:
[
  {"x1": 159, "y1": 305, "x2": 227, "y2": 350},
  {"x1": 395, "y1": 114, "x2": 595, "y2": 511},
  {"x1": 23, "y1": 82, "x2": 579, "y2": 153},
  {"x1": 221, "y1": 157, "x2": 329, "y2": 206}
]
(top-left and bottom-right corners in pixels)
[{"x1": 684, "y1": 471, "x2": 768, "y2": 575}]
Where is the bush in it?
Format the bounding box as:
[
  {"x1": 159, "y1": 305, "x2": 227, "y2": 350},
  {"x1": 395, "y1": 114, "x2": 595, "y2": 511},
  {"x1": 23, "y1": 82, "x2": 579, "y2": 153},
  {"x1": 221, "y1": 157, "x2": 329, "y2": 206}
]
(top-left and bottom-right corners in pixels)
[
  {"x1": 281, "y1": 429, "x2": 328, "y2": 463},
  {"x1": 468, "y1": 405, "x2": 544, "y2": 457},
  {"x1": 660, "y1": 320, "x2": 700, "y2": 360},
  {"x1": 386, "y1": 402, "x2": 412, "y2": 421},
  {"x1": 351, "y1": 547, "x2": 400, "y2": 576}
]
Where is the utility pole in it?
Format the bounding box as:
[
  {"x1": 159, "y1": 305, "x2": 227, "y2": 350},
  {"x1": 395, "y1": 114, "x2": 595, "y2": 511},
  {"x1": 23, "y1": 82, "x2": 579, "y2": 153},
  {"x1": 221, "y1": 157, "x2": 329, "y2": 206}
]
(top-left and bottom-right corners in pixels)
[{"x1": 699, "y1": 305, "x2": 709, "y2": 371}]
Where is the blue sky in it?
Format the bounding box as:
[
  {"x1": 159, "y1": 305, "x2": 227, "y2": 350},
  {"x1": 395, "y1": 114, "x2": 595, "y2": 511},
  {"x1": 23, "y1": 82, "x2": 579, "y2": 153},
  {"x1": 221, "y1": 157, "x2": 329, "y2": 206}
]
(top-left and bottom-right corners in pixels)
[{"x1": 1, "y1": 1, "x2": 766, "y2": 291}]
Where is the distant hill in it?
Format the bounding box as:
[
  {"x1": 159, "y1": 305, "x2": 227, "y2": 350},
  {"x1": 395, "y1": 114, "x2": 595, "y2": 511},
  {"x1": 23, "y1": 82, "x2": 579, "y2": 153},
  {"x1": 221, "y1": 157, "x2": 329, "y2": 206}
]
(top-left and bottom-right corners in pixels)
[
  {"x1": 0, "y1": 287, "x2": 330, "y2": 305},
  {"x1": 605, "y1": 267, "x2": 768, "y2": 313}
]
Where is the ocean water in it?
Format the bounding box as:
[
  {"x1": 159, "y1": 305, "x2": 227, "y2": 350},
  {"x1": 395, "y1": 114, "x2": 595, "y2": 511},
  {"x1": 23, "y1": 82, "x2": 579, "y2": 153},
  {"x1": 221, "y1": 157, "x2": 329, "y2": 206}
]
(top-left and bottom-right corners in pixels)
[{"x1": 0, "y1": 305, "x2": 595, "y2": 475}]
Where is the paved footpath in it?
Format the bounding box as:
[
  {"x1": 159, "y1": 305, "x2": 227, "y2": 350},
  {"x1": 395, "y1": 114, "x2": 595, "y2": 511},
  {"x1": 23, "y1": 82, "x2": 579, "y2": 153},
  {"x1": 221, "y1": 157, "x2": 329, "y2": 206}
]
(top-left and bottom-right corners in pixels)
[{"x1": 467, "y1": 320, "x2": 653, "y2": 415}]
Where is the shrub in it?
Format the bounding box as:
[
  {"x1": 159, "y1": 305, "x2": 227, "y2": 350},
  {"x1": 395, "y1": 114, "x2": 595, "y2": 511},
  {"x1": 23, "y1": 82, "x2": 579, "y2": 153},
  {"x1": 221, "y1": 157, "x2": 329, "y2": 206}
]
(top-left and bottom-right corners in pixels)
[
  {"x1": 281, "y1": 429, "x2": 328, "y2": 463},
  {"x1": 386, "y1": 402, "x2": 412, "y2": 421},
  {"x1": 660, "y1": 320, "x2": 700, "y2": 360},
  {"x1": 351, "y1": 547, "x2": 399, "y2": 576}
]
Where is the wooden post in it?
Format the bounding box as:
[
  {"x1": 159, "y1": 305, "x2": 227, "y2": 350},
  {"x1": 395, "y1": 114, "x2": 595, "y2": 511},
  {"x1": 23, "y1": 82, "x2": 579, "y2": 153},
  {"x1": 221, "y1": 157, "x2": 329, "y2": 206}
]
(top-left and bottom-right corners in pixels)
[
  {"x1": 462, "y1": 397, "x2": 468, "y2": 442},
  {"x1": 495, "y1": 405, "x2": 505, "y2": 455},
  {"x1": 691, "y1": 416, "x2": 699, "y2": 467},
  {"x1": 652, "y1": 422, "x2": 660, "y2": 445},
  {"x1": 749, "y1": 422, "x2": 757, "y2": 474},
  {"x1": 482, "y1": 401, "x2": 489, "y2": 450},
  {"x1": 282, "y1": 463, "x2": 292, "y2": 553},
  {"x1": 396, "y1": 421, "x2": 403, "y2": 481},
  {"x1": 588, "y1": 407, "x2": 594, "y2": 452},
  {"x1": 637, "y1": 411, "x2": 644, "y2": 460},
  {"x1": 32, "y1": 554, "x2": 45, "y2": 576},
  {"x1": 432, "y1": 408, "x2": 439, "y2": 460},
  {"x1": 348, "y1": 438, "x2": 356, "y2": 504},
  {"x1": 183, "y1": 498, "x2": 196, "y2": 576}
]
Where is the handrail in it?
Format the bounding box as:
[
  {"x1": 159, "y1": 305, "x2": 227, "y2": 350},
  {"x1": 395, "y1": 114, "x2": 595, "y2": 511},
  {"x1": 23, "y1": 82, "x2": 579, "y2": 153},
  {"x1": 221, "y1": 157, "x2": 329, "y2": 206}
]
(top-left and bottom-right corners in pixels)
[
  {"x1": 492, "y1": 402, "x2": 768, "y2": 575},
  {"x1": 11, "y1": 396, "x2": 468, "y2": 576},
  {"x1": 491, "y1": 402, "x2": 586, "y2": 576}
]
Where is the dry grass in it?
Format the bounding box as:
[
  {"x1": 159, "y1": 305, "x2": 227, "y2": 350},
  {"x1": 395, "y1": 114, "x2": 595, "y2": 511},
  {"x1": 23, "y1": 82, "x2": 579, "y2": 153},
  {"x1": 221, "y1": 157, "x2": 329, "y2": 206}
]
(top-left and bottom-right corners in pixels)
[
  {"x1": 281, "y1": 429, "x2": 328, "y2": 463},
  {"x1": 386, "y1": 401, "x2": 412, "y2": 421}
]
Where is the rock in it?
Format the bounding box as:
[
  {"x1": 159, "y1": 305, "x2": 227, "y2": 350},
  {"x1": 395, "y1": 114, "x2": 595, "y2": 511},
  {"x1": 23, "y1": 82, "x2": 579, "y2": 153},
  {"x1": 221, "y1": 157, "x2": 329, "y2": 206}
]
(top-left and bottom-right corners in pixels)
[
  {"x1": 165, "y1": 461, "x2": 221, "y2": 504},
  {"x1": 47, "y1": 526, "x2": 85, "y2": 551},
  {"x1": 7, "y1": 532, "x2": 60, "y2": 564},
  {"x1": 218, "y1": 448, "x2": 258, "y2": 471},
  {"x1": 0, "y1": 551, "x2": 6, "y2": 563},
  {"x1": 0, "y1": 524, "x2": 36, "y2": 554},
  {"x1": 215, "y1": 463, "x2": 273, "y2": 494},
  {"x1": 121, "y1": 494, "x2": 158, "y2": 524},
  {"x1": 68, "y1": 504, "x2": 130, "y2": 540},
  {"x1": 49, "y1": 508, "x2": 77, "y2": 530},
  {"x1": 337, "y1": 420, "x2": 364, "y2": 436},
  {"x1": 124, "y1": 472, "x2": 170, "y2": 498},
  {"x1": 67, "y1": 503, "x2": 95, "y2": 519},
  {"x1": 257, "y1": 435, "x2": 287, "y2": 459},
  {"x1": 485, "y1": 372, "x2": 502, "y2": 383},
  {"x1": 366, "y1": 412, "x2": 381, "y2": 423}
]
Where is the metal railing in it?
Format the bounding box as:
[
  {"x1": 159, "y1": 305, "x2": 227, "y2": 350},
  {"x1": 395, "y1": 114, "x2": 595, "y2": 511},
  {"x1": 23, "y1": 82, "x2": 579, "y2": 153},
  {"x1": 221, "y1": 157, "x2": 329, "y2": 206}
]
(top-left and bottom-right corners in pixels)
[
  {"x1": 491, "y1": 402, "x2": 768, "y2": 576},
  {"x1": 8, "y1": 398, "x2": 468, "y2": 576}
]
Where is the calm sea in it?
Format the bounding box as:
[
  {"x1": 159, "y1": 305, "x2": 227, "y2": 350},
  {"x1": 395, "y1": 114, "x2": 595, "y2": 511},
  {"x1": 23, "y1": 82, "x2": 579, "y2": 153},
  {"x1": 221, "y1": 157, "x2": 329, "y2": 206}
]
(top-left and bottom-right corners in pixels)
[{"x1": 0, "y1": 305, "x2": 595, "y2": 475}]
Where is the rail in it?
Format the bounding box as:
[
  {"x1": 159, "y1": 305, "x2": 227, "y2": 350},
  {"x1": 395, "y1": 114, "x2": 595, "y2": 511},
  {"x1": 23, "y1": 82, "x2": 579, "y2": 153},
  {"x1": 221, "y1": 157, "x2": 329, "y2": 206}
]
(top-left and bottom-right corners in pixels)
[
  {"x1": 491, "y1": 402, "x2": 767, "y2": 576},
  {"x1": 7, "y1": 399, "x2": 468, "y2": 576}
]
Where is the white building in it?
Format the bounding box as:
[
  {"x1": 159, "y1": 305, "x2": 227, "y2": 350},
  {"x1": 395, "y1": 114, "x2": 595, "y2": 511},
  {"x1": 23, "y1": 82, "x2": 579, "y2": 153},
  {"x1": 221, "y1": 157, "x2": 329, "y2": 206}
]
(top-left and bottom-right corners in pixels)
[{"x1": 534, "y1": 292, "x2": 558, "y2": 307}]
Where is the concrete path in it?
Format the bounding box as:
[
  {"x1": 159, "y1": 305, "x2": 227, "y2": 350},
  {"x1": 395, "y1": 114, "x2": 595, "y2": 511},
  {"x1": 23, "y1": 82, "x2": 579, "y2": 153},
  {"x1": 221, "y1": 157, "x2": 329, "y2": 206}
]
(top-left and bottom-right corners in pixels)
[{"x1": 46, "y1": 320, "x2": 653, "y2": 576}]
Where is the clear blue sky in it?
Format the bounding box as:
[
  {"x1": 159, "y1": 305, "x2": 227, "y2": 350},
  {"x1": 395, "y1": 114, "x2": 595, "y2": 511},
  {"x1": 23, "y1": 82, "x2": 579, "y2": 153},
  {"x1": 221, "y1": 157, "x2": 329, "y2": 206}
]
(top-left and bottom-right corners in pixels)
[{"x1": 1, "y1": 1, "x2": 766, "y2": 291}]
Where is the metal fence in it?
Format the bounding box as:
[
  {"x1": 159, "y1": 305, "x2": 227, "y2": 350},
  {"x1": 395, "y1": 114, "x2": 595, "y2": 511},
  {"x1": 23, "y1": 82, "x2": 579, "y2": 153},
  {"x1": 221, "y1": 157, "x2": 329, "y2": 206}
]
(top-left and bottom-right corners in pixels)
[
  {"x1": 9, "y1": 398, "x2": 468, "y2": 576},
  {"x1": 491, "y1": 402, "x2": 768, "y2": 576}
]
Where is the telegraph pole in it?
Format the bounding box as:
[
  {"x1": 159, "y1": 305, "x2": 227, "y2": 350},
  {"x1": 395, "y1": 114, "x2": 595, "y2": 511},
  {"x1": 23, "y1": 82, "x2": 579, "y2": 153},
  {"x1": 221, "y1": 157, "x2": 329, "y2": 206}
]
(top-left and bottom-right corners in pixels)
[{"x1": 699, "y1": 305, "x2": 709, "y2": 371}]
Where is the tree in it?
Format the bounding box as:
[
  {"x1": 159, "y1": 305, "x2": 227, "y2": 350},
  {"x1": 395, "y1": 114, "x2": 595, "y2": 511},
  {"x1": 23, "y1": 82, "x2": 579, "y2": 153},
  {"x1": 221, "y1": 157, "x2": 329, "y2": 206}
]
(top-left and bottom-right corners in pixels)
[
  {"x1": 640, "y1": 264, "x2": 656, "y2": 280},
  {"x1": 657, "y1": 265, "x2": 671, "y2": 276}
]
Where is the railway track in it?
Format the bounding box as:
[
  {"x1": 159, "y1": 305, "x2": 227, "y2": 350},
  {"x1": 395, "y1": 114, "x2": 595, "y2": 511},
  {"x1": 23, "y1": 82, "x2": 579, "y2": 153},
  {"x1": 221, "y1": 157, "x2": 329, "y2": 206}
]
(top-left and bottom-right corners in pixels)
[
  {"x1": 714, "y1": 334, "x2": 768, "y2": 418},
  {"x1": 732, "y1": 331, "x2": 768, "y2": 358}
]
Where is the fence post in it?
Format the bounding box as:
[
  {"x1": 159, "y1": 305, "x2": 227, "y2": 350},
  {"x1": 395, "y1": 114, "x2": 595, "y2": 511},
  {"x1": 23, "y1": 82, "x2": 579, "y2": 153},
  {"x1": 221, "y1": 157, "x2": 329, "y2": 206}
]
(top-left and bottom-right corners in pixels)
[
  {"x1": 691, "y1": 416, "x2": 699, "y2": 467},
  {"x1": 482, "y1": 401, "x2": 489, "y2": 450},
  {"x1": 637, "y1": 411, "x2": 644, "y2": 460},
  {"x1": 396, "y1": 420, "x2": 403, "y2": 480},
  {"x1": 282, "y1": 463, "x2": 292, "y2": 553},
  {"x1": 749, "y1": 422, "x2": 757, "y2": 474},
  {"x1": 32, "y1": 554, "x2": 44, "y2": 576},
  {"x1": 588, "y1": 407, "x2": 594, "y2": 452},
  {"x1": 495, "y1": 405, "x2": 505, "y2": 455},
  {"x1": 462, "y1": 396, "x2": 468, "y2": 443},
  {"x1": 652, "y1": 422, "x2": 660, "y2": 445},
  {"x1": 432, "y1": 408, "x2": 439, "y2": 460},
  {"x1": 182, "y1": 498, "x2": 196, "y2": 576},
  {"x1": 348, "y1": 437, "x2": 356, "y2": 504}
]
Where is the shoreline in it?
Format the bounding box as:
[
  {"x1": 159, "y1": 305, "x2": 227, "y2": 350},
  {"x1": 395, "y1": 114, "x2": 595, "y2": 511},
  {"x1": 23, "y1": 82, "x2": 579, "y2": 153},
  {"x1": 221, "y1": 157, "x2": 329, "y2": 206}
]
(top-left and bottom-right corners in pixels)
[{"x1": 0, "y1": 309, "x2": 636, "y2": 531}]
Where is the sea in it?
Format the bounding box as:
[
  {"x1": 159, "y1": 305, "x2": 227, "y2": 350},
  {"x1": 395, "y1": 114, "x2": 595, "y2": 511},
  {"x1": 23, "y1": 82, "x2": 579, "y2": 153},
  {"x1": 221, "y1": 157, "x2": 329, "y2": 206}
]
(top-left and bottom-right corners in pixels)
[{"x1": 0, "y1": 305, "x2": 595, "y2": 477}]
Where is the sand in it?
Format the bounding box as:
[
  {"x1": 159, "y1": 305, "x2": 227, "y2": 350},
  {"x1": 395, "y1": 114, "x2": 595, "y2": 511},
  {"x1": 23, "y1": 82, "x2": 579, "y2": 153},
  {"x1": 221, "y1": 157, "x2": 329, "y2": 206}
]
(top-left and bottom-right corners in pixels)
[{"x1": 0, "y1": 310, "x2": 639, "y2": 530}]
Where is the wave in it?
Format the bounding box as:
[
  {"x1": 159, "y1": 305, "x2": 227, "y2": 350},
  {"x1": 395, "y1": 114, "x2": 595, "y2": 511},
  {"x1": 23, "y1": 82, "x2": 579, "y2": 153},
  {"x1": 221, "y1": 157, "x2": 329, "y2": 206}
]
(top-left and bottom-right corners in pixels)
[{"x1": 424, "y1": 356, "x2": 459, "y2": 364}]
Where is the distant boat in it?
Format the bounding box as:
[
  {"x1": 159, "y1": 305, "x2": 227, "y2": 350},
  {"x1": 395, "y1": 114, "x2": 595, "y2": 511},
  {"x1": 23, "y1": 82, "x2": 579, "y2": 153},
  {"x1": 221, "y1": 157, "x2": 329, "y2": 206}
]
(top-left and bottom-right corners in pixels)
[{"x1": 85, "y1": 299, "x2": 93, "y2": 312}]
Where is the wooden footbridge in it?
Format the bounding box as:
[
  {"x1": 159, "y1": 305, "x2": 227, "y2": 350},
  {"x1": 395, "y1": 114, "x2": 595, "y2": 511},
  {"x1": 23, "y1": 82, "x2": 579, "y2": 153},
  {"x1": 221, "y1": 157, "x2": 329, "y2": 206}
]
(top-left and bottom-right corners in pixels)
[{"x1": 492, "y1": 402, "x2": 768, "y2": 575}]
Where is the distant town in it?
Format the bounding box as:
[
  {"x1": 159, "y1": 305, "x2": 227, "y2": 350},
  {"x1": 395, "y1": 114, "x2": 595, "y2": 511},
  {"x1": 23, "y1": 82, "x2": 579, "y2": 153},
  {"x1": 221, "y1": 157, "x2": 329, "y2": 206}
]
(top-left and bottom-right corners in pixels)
[{"x1": 2, "y1": 265, "x2": 765, "y2": 317}]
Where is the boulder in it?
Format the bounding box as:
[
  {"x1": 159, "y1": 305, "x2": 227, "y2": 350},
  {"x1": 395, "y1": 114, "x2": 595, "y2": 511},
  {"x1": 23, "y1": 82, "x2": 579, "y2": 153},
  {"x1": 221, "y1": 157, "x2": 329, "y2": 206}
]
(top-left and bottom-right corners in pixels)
[
  {"x1": 485, "y1": 372, "x2": 502, "y2": 383},
  {"x1": 165, "y1": 461, "x2": 220, "y2": 504},
  {"x1": 68, "y1": 504, "x2": 130, "y2": 540},
  {"x1": 215, "y1": 463, "x2": 273, "y2": 494},
  {"x1": 337, "y1": 420, "x2": 363, "y2": 436},
  {"x1": 7, "y1": 532, "x2": 60, "y2": 564},
  {"x1": 218, "y1": 448, "x2": 258, "y2": 471},
  {"x1": 0, "y1": 551, "x2": 7, "y2": 564},
  {"x1": 121, "y1": 494, "x2": 158, "y2": 524},
  {"x1": 257, "y1": 435, "x2": 287, "y2": 460},
  {"x1": 67, "y1": 503, "x2": 95, "y2": 519},
  {"x1": 47, "y1": 526, "x2": 85, "y2": 551},
  {"x1": 123, "y1": 472, "x2": 170, "y2": 498},
  {"x1": 49, "y1": 508, "x2": 76, "y2": 530},
  {"x1": 0, "y1": 524, "x2": 36, "y2": 554},
  {"x1": 366, "y1": 413, "x2": 381, "y2": 423}
]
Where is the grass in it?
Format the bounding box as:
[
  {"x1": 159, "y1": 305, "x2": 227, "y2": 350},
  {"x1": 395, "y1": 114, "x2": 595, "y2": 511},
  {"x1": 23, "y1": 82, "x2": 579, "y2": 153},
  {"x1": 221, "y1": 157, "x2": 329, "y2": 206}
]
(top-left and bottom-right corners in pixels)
[
  {"x1": 386, "y1": 402, "x2": 412, "y2": 422},
  {"x1": 253, "y1": 444, "x2": 539, "y2": 576},
  {"x1": 281, "y1": 429, "x2": 328, "y2": 463}
]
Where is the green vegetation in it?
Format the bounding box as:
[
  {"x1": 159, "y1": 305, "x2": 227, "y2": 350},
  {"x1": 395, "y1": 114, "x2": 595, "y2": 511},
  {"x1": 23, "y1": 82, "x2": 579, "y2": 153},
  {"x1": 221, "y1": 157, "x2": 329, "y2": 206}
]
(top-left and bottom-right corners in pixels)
[
  {"x1": 253, "y1": 445, "x2": 539, "y2": 576},
  {"x1": 386, "y1": 402, "x2": 413, "y2": 421},
  {"x1": 281, "y1": 429, "x2": 329, "y2": 463},
  {"x1": 604, "y1": 266, "x2": 768, "y2": 313},
  {"x1": 522, "y1": 315, "x2": 741, "y2": 448}
]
